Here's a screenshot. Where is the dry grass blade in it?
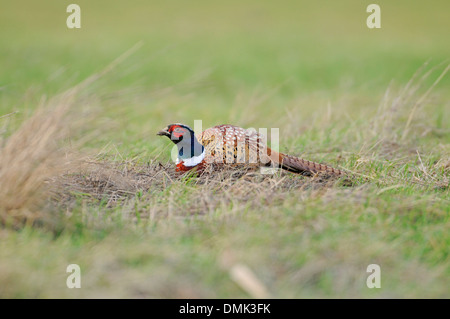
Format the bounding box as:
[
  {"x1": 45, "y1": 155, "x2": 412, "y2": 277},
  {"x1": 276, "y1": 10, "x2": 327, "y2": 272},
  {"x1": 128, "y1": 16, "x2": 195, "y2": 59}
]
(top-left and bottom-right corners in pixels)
[
  {"x1": 229, "y1": 263, "x2": 271, "y2": 298},
  {"x1": 0, "y1": 111, "x2": 18, "y2": 120}
]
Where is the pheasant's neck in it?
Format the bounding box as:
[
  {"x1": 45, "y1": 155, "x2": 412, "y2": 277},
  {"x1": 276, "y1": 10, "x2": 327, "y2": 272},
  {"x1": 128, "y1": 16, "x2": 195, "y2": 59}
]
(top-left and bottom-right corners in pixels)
[
  {"x1": 177, "y1": 151, "x2": 205, "y2": 167},
  {"x1": 176, "y1": 134, "x2": 205, "y2": 167}
]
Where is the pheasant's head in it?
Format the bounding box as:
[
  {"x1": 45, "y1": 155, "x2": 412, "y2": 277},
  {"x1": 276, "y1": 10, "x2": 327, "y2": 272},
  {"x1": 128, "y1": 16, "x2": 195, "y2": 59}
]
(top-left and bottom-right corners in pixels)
[
  {"x1": 157, "y1": 123, "x2": 204, "y2": 161},
  {"x1": 157, "y1": 123, "x2": 194, "y2": 144}
]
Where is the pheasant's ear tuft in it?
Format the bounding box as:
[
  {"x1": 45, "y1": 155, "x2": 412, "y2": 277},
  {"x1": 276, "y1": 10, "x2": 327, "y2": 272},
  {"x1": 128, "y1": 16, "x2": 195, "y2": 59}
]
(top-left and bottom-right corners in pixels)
[{"x1": 167, "y1": 124, "x2": 179, "y2": 133}]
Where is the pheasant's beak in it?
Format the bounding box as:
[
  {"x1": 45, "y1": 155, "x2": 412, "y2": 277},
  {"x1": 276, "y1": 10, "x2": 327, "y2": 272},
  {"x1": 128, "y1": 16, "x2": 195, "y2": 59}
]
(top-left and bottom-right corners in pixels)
[{"x1": 157, "y1": 127, "x2": 170, "y2": 137}]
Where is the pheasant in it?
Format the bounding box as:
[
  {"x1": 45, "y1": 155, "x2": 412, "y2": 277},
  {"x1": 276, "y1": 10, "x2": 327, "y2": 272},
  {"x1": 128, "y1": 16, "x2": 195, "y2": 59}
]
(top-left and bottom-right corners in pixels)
[{"x1": 157, "y1": 123, "x2": 345, "y2": 176}]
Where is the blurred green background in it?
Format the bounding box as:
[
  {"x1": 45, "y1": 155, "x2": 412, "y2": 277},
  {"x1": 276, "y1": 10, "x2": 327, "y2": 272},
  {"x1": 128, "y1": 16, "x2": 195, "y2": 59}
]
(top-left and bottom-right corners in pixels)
[{"x1": 1, "y1": 0, "x2": 449, "y2": 155}]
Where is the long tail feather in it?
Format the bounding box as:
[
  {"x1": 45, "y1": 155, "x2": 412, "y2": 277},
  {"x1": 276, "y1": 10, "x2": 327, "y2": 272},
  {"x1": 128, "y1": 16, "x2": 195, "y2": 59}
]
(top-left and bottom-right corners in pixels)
[{"x1": 268, "y1": 149, "x2": 345, "y2": 176}]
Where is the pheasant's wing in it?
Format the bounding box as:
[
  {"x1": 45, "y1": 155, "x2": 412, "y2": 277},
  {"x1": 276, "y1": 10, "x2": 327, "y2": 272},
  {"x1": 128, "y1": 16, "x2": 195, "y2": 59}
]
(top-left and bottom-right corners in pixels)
[{"x1": 200, "y1": 125, "x2": 270, "y2": 165}]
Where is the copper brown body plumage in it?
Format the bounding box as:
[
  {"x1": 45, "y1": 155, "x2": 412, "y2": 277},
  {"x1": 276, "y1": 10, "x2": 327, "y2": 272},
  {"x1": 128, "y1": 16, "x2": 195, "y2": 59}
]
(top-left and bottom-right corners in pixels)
[{"x1": 157, "y1": 124, "x2": 345, "y2": 176}]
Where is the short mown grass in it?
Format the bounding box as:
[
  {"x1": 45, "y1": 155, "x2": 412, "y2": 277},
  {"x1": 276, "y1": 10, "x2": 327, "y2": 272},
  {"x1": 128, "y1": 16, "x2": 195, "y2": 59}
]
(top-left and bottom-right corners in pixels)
[{"x1": 0, "y1": 0, "x2": 449, "y2": 298}]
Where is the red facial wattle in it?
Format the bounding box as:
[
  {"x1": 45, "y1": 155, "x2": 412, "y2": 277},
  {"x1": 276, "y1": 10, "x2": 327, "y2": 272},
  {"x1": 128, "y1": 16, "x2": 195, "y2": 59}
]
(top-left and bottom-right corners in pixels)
[{"x1": 172, "y1": 131, "x2": 183, "y2": 138}]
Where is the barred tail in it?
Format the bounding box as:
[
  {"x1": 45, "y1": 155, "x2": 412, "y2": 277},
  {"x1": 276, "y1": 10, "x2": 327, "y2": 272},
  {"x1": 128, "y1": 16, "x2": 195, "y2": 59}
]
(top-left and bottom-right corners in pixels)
[{"x1": 268, "y1": 149, "x2": 345, "y2": 177}]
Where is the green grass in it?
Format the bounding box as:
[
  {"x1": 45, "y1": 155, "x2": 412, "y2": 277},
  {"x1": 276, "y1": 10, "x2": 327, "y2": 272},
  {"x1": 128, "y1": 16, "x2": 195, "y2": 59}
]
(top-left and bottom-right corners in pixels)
[{"x1": 0, "y1": 0, "x2": 449, "y2": 298}]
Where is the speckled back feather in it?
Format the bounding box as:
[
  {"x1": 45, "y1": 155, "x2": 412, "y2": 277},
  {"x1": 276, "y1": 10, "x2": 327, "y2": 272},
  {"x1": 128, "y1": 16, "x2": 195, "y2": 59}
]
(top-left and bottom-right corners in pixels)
[{"x1": 198, "y1": 124, "x2": 345, "y2": 176}]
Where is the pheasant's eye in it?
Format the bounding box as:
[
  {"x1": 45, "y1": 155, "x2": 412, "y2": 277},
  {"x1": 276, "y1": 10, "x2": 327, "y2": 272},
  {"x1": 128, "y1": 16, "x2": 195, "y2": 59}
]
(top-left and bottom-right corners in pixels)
[{"x1": 172, "y1": 127, "x2": 184, "y2": 138}]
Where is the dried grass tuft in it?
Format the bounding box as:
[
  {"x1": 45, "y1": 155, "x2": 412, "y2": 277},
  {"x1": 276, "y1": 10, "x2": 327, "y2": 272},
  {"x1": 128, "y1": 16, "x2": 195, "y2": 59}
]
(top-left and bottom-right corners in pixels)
[
  {"x1": 0, "y1": 92, "x2": 80, "y2": 227},
  {"x1": 371, "y1": 62, "x2": 449, "y2": 145},
  {"x1": 52, "y1": 157, "x2": 345, "y2": 219},
  {"x1": 0, "y1": 44, "x2": 142, "y2": 228}
]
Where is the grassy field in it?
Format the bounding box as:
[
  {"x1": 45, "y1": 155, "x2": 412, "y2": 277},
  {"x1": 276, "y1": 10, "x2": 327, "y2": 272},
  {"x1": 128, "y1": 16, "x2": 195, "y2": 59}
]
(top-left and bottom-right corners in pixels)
[{"x1": 0, "y1": 0, "x2": 449, "y2": 298}]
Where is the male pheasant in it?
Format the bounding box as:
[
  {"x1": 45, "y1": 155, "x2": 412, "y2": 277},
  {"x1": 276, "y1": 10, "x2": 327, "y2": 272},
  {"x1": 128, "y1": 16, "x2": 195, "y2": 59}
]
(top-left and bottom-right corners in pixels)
[{"x1": 157, "y1": 123, "x2": 345, "y2": 176}]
